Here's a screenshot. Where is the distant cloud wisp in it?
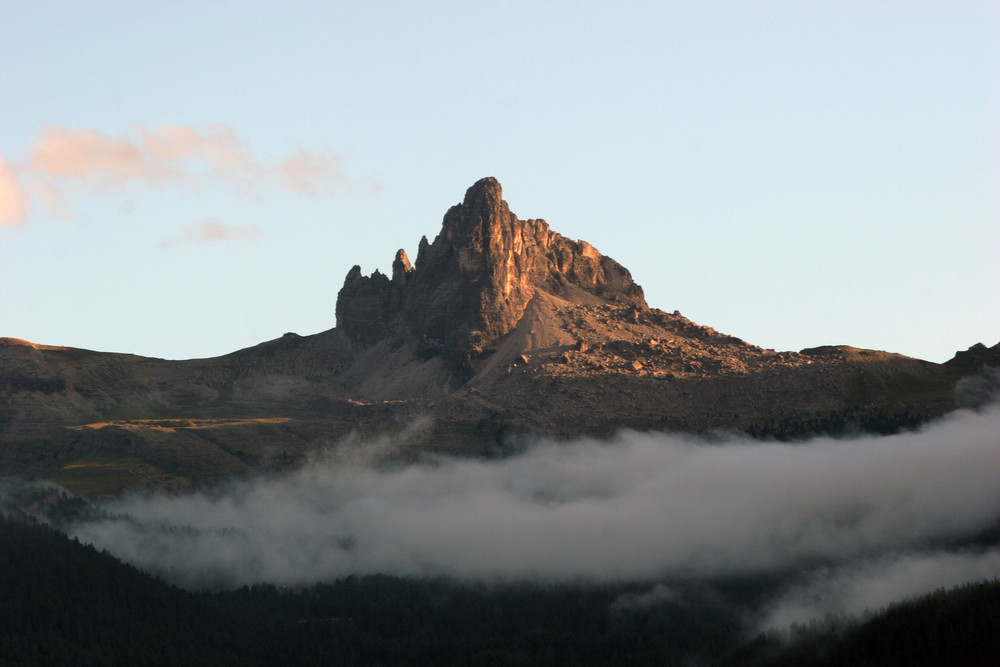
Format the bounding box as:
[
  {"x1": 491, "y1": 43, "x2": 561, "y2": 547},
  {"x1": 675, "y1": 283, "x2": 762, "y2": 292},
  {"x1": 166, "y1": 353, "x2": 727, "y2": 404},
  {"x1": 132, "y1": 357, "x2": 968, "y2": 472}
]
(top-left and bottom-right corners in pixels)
[
  {"x1": 158, "y1": 218, "x2": 263, "y2": 249},
  {"x1": 0, "y1": 151, "x2": 28, "y2": 226},
  {"x1": 2, "y1": 123, "x2": 361, "y2": 226},
  {"x1": 278, "y1": 149, "x2": 346, "y2": 194},
  {"x1": 30, "y1": 124, "x2": 345, "y2": 194},
  {"x1": 32, "y1": 126, "x2": 184, "y2": 189}
]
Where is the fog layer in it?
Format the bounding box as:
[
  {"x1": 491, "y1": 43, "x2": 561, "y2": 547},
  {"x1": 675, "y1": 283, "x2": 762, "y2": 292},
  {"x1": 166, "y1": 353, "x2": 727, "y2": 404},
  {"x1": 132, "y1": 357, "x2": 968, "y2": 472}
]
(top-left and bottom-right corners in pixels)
[{"x1": 69, "y1": 405, "x2": 1000, "y2": 604}]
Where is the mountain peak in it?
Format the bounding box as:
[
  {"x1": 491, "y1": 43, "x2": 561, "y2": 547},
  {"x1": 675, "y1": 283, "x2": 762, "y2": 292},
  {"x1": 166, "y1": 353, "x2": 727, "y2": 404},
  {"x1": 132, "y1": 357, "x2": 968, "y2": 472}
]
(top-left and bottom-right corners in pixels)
[
  {"x1": 437, "y1": 176, "x2": 514, "y2": 252},
  {"x1": 337, "y1": 178, "x2": 645, "y2": 375},
  {"x1": 462, "y1": 176, "x2": 503, "y2": 208}
]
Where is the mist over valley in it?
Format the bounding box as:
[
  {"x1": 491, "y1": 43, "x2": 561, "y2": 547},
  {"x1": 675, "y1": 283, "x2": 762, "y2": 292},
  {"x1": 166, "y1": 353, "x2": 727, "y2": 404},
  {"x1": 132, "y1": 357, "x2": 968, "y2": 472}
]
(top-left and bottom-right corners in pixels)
[{"x1": 60, "y1": 402, "x2": 1000, "y2": 629}]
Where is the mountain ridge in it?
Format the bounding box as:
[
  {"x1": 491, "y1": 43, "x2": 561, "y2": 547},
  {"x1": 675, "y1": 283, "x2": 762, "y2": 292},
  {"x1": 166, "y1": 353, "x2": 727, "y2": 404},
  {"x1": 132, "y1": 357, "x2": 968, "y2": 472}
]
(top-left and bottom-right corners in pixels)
[{"x1": 1, "y1": 178, "x2": 995, "y2": 495}]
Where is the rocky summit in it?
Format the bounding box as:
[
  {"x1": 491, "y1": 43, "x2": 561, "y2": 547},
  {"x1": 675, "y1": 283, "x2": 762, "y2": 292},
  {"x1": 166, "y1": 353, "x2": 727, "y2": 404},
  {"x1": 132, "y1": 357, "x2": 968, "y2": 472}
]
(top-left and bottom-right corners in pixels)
[
  {"x1": 337, "y1": 177, "x2": 645, "y2": 375},
  {"x1": 1, "y1": 178, "x2": 995, "y2": 496}
]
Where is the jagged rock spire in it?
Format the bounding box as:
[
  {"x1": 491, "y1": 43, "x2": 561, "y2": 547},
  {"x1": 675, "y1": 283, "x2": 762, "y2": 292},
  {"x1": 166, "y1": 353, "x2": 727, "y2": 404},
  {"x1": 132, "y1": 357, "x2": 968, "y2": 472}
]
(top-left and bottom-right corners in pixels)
[
  {"x1": 336, "y1": 177, "x2": 646, "y2": 373},
  {"x1": 391, "y1": 249, "x2": 411, "y2": 285}
]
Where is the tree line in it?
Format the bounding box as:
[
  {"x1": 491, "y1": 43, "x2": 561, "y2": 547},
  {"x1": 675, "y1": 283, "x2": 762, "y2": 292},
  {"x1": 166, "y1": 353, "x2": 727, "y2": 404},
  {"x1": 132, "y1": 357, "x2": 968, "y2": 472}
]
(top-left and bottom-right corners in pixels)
[{"x1": 2, "y1": 512, "x2": 998, "y2": 666}]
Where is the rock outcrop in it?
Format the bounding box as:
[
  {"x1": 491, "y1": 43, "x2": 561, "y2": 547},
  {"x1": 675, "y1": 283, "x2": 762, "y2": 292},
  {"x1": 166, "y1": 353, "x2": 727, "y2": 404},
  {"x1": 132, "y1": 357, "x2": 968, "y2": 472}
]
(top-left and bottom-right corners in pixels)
[
  {"x1": 945, "y1": 341, "x2": 1000, "y2": 372},
  {"x1": 337, "y1": 177, "x2": 645, "y2": 374}
]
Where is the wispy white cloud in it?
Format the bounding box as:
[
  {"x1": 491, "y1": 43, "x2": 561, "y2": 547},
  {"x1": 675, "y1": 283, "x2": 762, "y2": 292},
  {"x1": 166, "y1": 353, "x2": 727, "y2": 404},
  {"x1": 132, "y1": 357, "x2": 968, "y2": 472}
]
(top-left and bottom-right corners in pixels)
[
  {"x1": 278, "y1": 149, "x2": 346, "y2": 194},
  {"x1": 158, "y1": 218, "x2": 263, "y2": 249},
  {"x1": 31, "y1": 126, "x2": 184, "y2": 189},
  {"x1": 0, "y1": 151, "x2": 29, "y2": 226},
  {"x1": 138, "y1": 124, "x2": 257, "y2": 180},
  {"x1": 3, "y1": 124, "x2": 368, "y2": 227}
]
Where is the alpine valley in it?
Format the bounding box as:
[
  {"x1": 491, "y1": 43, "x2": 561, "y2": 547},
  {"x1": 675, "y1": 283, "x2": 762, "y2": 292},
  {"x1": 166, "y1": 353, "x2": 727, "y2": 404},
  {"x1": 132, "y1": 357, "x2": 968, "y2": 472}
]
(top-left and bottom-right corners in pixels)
[{"x1": 3, "y1": 179, "x2": 1000, "y2": 667}]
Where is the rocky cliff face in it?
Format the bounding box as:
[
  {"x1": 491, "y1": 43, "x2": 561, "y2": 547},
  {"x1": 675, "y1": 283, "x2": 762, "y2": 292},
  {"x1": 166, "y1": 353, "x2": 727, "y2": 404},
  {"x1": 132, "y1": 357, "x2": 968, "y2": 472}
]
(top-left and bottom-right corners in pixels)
[{"x1": 337, "y1": 177, "x2": 645, "y2": 373}]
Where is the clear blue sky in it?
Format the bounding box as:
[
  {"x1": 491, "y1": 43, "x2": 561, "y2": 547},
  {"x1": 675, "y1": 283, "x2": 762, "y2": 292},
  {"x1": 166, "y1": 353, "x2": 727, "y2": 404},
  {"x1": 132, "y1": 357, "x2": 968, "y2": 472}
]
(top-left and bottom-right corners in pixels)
[{"x1": 2, "y1": 1, "x2": 997, "y2": 363}]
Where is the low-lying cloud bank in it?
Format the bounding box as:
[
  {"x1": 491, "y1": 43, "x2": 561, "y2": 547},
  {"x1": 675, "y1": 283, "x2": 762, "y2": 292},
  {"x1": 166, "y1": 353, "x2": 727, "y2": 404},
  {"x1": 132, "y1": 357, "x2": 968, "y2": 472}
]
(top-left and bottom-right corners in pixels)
[{"x1": 70, "y1": 405, "x2": 1000, "y2": 622}]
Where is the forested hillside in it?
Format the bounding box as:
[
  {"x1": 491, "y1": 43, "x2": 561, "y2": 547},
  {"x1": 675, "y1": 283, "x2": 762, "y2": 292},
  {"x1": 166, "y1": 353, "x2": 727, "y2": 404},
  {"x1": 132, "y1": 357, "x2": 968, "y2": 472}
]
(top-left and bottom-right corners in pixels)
[
  {"x1": 721, "y1": 580, "x2": 1000, "y2": 666},
  {"x1": 4, "y1": 512, "x2": 999, "y2": 666},
  {"x1": 1, "y1": 513, "x2": 746, "y2": 666}
]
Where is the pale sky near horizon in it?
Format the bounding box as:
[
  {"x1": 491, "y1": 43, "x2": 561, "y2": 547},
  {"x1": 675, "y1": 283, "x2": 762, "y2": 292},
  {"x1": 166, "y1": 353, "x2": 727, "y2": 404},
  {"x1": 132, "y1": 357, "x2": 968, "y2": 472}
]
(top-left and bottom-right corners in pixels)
[{"x1": 2, "y1": 1, "x2": 997, "y2": 363}]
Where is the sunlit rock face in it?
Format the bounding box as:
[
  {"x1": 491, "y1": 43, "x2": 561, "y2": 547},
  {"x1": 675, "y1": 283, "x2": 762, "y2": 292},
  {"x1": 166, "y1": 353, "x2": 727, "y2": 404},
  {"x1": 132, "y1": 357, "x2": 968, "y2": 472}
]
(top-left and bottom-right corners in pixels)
[{"x1": 336, "y1": 177, "x2": 645, "y2": 371}]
